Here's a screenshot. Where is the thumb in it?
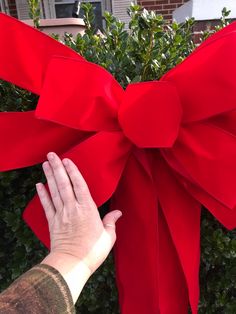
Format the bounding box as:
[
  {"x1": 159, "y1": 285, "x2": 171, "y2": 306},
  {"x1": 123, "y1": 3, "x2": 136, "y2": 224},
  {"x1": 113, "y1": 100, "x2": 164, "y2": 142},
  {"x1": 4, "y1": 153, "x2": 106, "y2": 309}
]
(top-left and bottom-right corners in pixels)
[{"x1": 102, "y1": 210, "x2": 122, "y2": 242}]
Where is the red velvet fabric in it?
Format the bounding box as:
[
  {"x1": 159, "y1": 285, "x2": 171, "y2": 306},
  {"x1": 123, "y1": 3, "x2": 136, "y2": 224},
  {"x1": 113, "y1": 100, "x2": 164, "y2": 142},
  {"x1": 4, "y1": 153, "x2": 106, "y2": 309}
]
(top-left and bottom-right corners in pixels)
[{"x1": 0, "y1": 13, "x2": 235, "y2": 313}]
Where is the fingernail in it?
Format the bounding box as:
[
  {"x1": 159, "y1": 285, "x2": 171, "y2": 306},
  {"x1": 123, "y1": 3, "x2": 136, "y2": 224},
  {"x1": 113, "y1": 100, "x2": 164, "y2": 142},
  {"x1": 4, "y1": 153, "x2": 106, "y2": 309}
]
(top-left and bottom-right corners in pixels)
[
  {"x1": 115, "y1": 210, "x2": 122, "y2": 219},
  {"x1": 36, "y1": 183, "x2": 43, "y2": 191},
  {"x1": 42, "y1": 161, "x2": 49, "y2": 169},
  {"x1": 62, "y1": 158, "x2": 69, "y2": 166},
  {"x1": 47, "y1": 152, "x2": 54, "y2": 161}
]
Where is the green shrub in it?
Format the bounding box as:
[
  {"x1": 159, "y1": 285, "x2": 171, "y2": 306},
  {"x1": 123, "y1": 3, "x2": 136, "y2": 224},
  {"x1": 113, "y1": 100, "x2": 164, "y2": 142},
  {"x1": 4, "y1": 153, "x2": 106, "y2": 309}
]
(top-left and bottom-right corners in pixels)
[{"x1": 0, "y1": 4, "x2": 235, "y2": 313}]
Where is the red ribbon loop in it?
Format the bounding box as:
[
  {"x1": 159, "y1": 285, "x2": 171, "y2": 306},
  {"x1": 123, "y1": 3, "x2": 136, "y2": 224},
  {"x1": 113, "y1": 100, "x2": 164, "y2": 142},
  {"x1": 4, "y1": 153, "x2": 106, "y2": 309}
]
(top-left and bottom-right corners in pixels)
[
  {"x1": 36, "y1": 56, "x2": 124, "y2": 132},
  {"x1": 119, "y1": 81, "x2": 182, "y2": 148}
]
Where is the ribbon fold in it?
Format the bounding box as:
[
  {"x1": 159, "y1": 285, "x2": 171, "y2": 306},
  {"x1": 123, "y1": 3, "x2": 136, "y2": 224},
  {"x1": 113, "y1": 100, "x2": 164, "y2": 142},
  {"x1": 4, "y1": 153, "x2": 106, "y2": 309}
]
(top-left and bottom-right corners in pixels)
[{"x1": 0, "y1": 13, "x2": 236, "y2": 314}]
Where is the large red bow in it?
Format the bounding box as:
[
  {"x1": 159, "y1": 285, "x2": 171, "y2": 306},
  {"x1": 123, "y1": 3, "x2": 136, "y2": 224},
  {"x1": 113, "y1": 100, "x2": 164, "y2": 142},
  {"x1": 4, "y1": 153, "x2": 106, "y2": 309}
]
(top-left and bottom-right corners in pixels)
[{"x1": 0, "y1": 13, "x2": 236, "y2": 314}]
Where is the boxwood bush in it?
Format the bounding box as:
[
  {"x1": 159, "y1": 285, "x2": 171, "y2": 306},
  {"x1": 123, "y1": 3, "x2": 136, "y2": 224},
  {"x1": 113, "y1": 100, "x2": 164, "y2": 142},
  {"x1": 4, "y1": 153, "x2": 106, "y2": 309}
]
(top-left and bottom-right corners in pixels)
[{"x1": 0, "y1": 3, "x2": 235, "y2": 313}]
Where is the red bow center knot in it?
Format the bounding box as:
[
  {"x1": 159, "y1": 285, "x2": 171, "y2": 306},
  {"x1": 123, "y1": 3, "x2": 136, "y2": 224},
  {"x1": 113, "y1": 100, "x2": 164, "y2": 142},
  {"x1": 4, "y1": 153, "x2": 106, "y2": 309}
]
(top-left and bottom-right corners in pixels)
[{"x1": 119, "y1": 81, "x2": 182, "y2": 148}]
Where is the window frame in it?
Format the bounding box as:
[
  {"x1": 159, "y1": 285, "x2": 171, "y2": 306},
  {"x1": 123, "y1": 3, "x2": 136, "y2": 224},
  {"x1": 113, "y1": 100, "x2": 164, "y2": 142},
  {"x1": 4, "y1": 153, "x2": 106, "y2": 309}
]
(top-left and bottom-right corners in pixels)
[{"x1": 45, "y1": 0, "x2": 106, "y2": 19}]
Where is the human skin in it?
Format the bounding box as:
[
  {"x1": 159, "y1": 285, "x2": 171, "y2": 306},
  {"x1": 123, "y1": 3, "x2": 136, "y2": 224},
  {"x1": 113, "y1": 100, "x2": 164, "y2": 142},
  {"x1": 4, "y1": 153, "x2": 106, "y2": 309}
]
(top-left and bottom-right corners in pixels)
[{"x1": 37, "y1": 152, "x2": 122, "y2": 303}]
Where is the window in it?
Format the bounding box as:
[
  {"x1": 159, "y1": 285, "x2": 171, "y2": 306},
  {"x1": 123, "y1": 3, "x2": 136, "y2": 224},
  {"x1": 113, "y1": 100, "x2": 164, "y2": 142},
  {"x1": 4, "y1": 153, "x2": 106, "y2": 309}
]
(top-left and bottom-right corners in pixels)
[
  {"x1": 54, "y1": 0, "x2": 75, "y2": 18},
  {"x1": 47, "y1": 0, "x2": 108, "y2": 30}
]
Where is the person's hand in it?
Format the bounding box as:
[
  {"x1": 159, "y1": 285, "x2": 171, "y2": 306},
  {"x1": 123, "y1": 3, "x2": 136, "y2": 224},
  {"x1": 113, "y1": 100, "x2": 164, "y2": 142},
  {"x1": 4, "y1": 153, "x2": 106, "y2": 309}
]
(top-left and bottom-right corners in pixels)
[{"x1": 37, "y1": 152, "x2": 122, "y2": 302}]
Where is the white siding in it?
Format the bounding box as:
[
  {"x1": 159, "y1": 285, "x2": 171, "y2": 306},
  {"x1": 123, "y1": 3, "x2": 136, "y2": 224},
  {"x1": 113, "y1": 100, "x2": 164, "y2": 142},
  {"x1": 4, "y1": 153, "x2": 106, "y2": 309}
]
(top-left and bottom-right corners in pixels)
[
  {"x1": 15, "y1": 0, "x2": 29, "y2": 20},
  {"x1": 112, "y1": 0, "x2": 134, "y2": 27}
]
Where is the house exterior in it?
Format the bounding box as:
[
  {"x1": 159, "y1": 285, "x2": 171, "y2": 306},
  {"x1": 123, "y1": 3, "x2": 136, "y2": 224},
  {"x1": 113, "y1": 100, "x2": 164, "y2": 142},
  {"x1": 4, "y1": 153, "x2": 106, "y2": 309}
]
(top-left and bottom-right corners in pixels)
[
  {"x1": 0, "y1": 0, "x2": 188, "y2": 24},
  {"x1": 0, "y1": 0, "x2": 133, "y2": 27}
]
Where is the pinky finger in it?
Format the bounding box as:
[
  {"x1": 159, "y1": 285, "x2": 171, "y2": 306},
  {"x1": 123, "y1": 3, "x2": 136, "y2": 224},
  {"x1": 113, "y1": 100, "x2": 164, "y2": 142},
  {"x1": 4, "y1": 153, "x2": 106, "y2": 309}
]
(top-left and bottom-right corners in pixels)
[{"x1": 36, "y1": 183, "x2": 55, "y2": 225}]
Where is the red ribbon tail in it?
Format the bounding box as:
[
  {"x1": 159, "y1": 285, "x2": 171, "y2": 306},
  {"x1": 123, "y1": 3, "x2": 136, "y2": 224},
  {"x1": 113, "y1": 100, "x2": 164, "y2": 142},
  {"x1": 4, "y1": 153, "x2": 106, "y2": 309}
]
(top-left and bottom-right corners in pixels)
[
  {"x1": 157, "y1": 205, "x2": 190, "y2": 314},
  {"x1": 112, "y1": 154, "x2": 160, "y2": 313},
  {"x1": 154, "y1": 155, "x2": 201, "y2": 313}
]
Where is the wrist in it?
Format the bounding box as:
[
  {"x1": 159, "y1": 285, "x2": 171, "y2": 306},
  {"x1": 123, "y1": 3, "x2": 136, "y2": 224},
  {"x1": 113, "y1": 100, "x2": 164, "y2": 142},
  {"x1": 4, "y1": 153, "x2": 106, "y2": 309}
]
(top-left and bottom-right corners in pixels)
[{"x1": 41, "y1": 252, "x2": 92, "y2": 303}]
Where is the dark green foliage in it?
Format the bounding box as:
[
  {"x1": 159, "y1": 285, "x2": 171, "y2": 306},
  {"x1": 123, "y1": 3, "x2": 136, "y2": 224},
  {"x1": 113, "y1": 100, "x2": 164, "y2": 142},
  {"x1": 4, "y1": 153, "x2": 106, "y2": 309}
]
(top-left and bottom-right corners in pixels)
[
  {"x1": 0, "y1": 167, "x2": 47, "y2": 290},
  {"x1": 63, "y1": 3, "x2": 195, "y2": 87},
  {"x1": 0, "y1": 4, "x2": 235, "y2": 313},
  {"x1": 199, "y1": 210, "x2": 236, "y2": 313},
  {"x1": 0, "y1": 81, "x2": 38, "y2": 111}
]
